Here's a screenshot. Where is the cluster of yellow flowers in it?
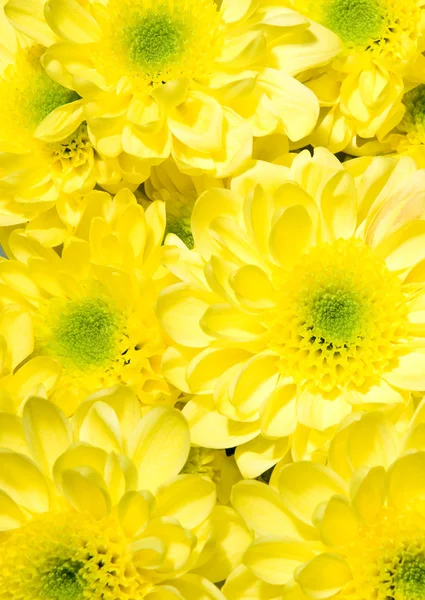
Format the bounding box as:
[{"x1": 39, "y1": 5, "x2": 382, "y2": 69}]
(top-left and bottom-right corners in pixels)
[{"x1": 3, "y1": 0, "x2": 425, "y2": 599}]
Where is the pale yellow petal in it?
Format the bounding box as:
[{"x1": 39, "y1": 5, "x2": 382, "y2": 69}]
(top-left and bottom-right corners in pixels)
[{"x1": 278, "y1": 462, "x2": 347, "y2": 526}]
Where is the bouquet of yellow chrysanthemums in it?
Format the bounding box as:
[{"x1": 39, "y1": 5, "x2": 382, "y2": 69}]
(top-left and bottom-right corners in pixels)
[{"x1": 3, "y1": 0, "x2": 425, "y2": 598}]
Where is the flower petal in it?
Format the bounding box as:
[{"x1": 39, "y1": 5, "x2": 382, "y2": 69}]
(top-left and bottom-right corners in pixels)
[
  {"x1": 154, "y1": 475, "x2": 216, "y2": 529},
  {"x1": 295, "y1": 554, "x2": 352, "y2": 599},
  {"x1": 278, "y1": 462, "x2": 347, "y2": 526},
  {"x1": 235, "y1": 435, "x2": 289, "y2": 479},
  {"x1": 383, "y1": 351, "x2": 425, "y2": 390},
  {"x1": 231, "y1": 480, "x2": 304, "y2": 539},
  {"x1": 0, "y1": 450, "x2": 49, "y2": 513},
  {"x1": 44, "y1": 0, "x2": 101, "y2": 43},
  {"x1": 244, "y1": 538, "x2": 318, "y2": 585},
  {"x1": 22, "y1": 397, "x2": 71, "y2": 476},
  {"x1": 182, "y1": 399, "x2": 259, "y2": 448},
  {"x1": 129, "y1": 407, "x2": 190, "y2": 492}
]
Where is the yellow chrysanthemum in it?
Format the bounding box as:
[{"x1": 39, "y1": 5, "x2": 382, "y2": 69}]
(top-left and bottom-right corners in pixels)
[
  {"x1": 223, "y1": 405, "x2": 425, "y2": 600},
  {"x1": 29, "y1": 0, "x2": 341, "y2": 178},
  {"x1": 157, "y1": 148, "x2": 425, "y2": 478},
  {"x1": 0, "y1": 189, "x2": 175, "y2": 414},
  {"x1": 286, "y1": 0, "x2": 425, "y2": 153},
  {"x1": 0, "y1": 390, "x2": 251, "y2": 599},
  {"x1": 0, "y1": 43, "x2": 152, "y2": 231}
]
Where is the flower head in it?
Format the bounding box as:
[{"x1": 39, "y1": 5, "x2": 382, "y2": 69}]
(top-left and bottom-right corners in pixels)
[
  {"x1": 0, "y1": 390, "x2": 250, "y2": 599},
  {"x1": 157, "y1": 148, "x2": 425, "y2": 477},
  {"x1": 291, "y1": 0, "x2": 425, "y2": 152},
  {"x1": 36, "y1": 0, "x2": 339, "y2": 177},
  {"x1": 224, "y1": 406, "x2": 425, "y2": 600},
  {"x1": 0, "y1": 190, "x2": 174, "y2": 414}
]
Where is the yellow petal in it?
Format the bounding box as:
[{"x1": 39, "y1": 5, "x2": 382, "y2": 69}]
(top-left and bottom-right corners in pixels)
[
  {"x1": 235, "y1": 435, "x2": 289, "y2": 479},
  {"x1": 79, "y1": 402, "x2": 122, "y2": 453},
  {"x1": 295, "y1": 554, "x2": 351, "y2": 599},
  {"x1": 53, "y1": 444, "x2": 107, "y2": 483},
  {"x1": 5, "y1": 0, "x2": 58, "y2": 46},
  {"x1": 383, "y1": 351, "x2": 425, "y2": 390},
  {"x1": 191, "y1": 188, "x2": 243, "y2": 259},
  {"x1": 0, "y1": 489, "x2": 27, "y2": 531},
  {"x1": 200, "y1": 304, "x2": 267, "y2": 342},
  {"x1": 342, "y1": 412, "x2": 397, "y2": 473},
  {"x1": 278, "y1": 462, "x2": 347, "y2": 526},
  {"x1": 34, "y1": 100, "x2": 84, "y2": 143},
  {"x1": 61, "y1": 467, "x2": 111, "y2": 519},
  {"x1": 244, "y1": 538, "x2": 318, "y2": 585},
  {"x1": 182, "y1": 399, "x2": 259, "y2": 448},
  {"x1": 321, "y1": 171, "x2": 357, "y2": 242},
  {"x1": 0, "y1": 450, "x2": 49, "y2": 513},
  {"x1": 118, "y1": 490, "x2": 153, "y2": 538},
  {"x1": 186, "y1": 347, "x2": 251, "y2": 394},
  {"x1": 222, "y1": 564, "x2": 286, "y2": 600},
  {"x1": 231, "y1": 480, "x2": 304, "y2": 539},
  {"x1": 154, "y1": 474, "x2": 215, "y2": 529},
  {"x1": 129, "y1": 407, "x2": 190, "y2": 492},
  {"x1": 230, "y1": 264, "x2": 274, "y2": 310},
  {"x1": 22, "y1": 397, "x2": 71, "y2": 475},
  {"x1": 258, "y1": 70, "x2": 319, "y2": 141},
  {"x1": 165, "y1": 574, "x2": 227, "y2": 600},
  {"x1": 260, "y1": 383, "x2": 297, "y2": 438},
  {"x1": 269, "y1": 205, "x2": 315, "y2": 269},
  {"x1": 297, "y1": 389, "x2": 352, "y2": 431},
  {"x1": 0, "y1": 306, "x2": 33, "y2": 370},
  {"x1": 194, "y1": 505, "x2": 252, "y2": 582},
  {"x1": 319, "y1": 496, "x2": 358, "y2": 547},
  {"x1": 230, "y1": 352, "x2": 279, "y2": 417},
  {"x1": 44, "y1": 0, "x2": 101, "y2": 43},
  {"x1": 156, "y1": 283, "x2": 213, "y2": 348},
  {"x1": 144, "y1": 519, "x2": 194, "y2": 572},
  {"x1": 388, "y1": 452, "x2": 425, "y2": 512},
  {"x1": 351, "y1": 466, "x2": 386, "y2": 524}
]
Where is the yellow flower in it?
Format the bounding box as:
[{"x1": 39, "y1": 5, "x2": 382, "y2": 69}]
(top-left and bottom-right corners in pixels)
[
  {"x1": 0, "y1": 44, "x2": 150, "y2": 230},
  {"x1": 288, "y1": 0, "x2": 425, "y2": 153},
  {"x1": 0, "y1": 189, "x2": 174, "y2": 414},
  {"x1": 0, "y1": 390, "x2": 251, "y2": 599},
  {"x1": 224, "y1": 405, "x2": 425, "y2": 600},
  {"x1": 36, "y1": 0, "x2": 339, "y2": 177},
  {"x1": 157, "y1": 148, "x2": 425, "y2": 478}
]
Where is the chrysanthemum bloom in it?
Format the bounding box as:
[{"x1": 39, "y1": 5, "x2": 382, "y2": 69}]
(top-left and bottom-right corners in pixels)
[
  {"x1": 0, "y1": 190, "x2": 176, "y2": 414},
  {"x1": 0, "y1": 43, "x2": 151, "y2": 232},
  {"x1": 0, "y1": 391, "x2": 251, "y2": 599},
  {"x1": 224, "y1": 406, "x2": 425, "y2": 600},
  {"x1": 286, "y1": 0, "x2": 425, "y2": 153},
  {"x1": 33, "y1": 0, "x2": 340, "y2": 178},
  {"x1": 157, "y1": 148, "x2": 425, "y2": 477}
]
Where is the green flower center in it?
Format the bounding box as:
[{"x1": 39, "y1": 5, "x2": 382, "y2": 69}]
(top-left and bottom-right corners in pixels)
[
  {"x1": 393, "y1": 557, "x2": 425, "y2": 600},
  {"x1": 403, "y1": 85, "x2": 425, "y2": 128},
  {"x1": 165, "y1": 216, "x2": 194, "y2": 249},
  {"x1": 124, "y1": 9, "x2": 189, "y2": 73},
  {"x1": 323, "y1": 0, "x2": 384, "y2": 46},
  {"x1": 307, "y1": 285, "x2": 364, "y2": 346},
  {"x1": 41, "y1": 559, "x2": 84, "y2": 600},
  {"x1": 50, "y1": 297, "x2": 121, "y2": 370},
  {"x1": 25, "y1": 71, "x2": 79, "y2": 127}
]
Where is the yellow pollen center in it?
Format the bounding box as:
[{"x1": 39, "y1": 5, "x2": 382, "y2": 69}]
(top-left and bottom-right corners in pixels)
[
  {"x1": 397, "y1": 84, "x2": 425, "y2": 147},
  {"x1": 95, "y1": 0, "x2": 224, "y2": 87},
  {"x1": 341, "y1": 506, "x2": 425, "y2": 600},
  {"x1": 0, "y1": 512, "x2": 150, "y2": 600},
  {"x1": 270, "y1": 238, "x2": 407, "y2": 393}
]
